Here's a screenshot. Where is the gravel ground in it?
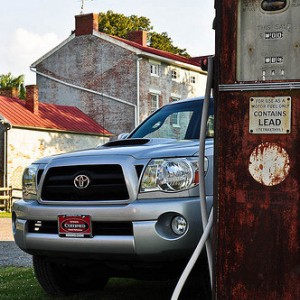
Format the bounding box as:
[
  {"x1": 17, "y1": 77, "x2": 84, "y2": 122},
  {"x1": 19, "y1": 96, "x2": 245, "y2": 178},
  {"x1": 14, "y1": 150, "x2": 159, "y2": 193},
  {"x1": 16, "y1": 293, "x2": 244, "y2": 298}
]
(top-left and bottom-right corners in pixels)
[{"x1": 0, "y1": 218, "x2": 32, "y2": 267}]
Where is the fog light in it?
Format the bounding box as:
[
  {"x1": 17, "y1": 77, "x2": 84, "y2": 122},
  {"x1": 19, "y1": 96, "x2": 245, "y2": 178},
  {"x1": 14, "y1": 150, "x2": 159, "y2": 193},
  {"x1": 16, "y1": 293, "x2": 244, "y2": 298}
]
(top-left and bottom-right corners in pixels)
[{"x1": 171, "y1": 216, "x2": 187, "y2": 235}]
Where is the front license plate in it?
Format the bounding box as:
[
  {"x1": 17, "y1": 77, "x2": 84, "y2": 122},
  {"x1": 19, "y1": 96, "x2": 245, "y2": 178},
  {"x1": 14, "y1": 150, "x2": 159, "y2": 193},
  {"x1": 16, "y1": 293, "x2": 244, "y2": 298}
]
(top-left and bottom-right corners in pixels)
[{"x1": 58, "y1": 215, "x2": 92, "y2": 238}]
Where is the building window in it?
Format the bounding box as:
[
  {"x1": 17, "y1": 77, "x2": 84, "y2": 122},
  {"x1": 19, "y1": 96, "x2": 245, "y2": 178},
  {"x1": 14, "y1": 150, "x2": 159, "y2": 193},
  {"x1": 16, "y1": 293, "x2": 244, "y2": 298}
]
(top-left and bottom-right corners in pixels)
[
  {"x1": 150, "y1": 64, "x2": 160, "y2": 76},
  {"x1": 149, "y1": 60, "x2": 161, "y2": 77},
  {"x1": 150, "y1": 94, "x2": 159, "y2": 113},
  {"x1": 170, "y1": 98, "x2": 180, "y2": 126},
  {"x1": 190, "y1": 75, "x2": 196, "y2": 84}
]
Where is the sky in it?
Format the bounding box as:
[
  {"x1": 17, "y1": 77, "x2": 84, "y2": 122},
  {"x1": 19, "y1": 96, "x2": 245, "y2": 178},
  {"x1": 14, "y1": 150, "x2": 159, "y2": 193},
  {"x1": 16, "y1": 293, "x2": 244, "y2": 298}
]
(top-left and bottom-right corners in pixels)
[{"x1": 0, "y1": 0, "x2": 215, "y2": 85}]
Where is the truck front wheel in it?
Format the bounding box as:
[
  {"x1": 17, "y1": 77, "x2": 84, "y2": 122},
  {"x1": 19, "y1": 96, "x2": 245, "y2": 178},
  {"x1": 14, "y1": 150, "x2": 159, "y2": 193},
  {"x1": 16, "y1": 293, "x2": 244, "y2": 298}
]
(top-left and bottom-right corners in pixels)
[{"x1": 33, "y1": 255, "x2": 108, "y2": 296}]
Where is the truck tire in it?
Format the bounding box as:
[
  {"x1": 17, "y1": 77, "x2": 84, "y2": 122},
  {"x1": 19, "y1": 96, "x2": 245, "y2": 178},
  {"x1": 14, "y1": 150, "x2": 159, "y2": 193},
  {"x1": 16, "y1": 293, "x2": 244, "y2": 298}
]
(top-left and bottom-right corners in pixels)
[{"x1": 33, "y1": 255, "x2": 108, "y2": 296}]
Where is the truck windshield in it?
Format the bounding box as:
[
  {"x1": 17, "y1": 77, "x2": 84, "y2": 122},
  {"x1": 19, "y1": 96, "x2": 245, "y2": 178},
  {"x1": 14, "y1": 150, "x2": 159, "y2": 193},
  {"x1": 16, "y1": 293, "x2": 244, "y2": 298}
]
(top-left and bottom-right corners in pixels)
[{"x1": 129, "y1": 98, "x2": 214, "y2": 140}]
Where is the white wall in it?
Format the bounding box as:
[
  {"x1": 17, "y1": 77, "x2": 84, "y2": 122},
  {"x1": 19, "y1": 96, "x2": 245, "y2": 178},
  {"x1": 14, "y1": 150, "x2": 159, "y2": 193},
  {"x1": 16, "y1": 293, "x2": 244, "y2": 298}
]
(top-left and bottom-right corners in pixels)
[{"x1": 7, "y1": 127, "x2": 109, "y2": 190}]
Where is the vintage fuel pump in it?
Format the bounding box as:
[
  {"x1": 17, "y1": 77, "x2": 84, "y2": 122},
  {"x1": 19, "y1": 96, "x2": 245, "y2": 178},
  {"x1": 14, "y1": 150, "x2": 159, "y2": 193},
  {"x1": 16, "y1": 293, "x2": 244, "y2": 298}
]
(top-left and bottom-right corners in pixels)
[{"x1": 214, "y1": 0, "x2": 300, "y2": 299}]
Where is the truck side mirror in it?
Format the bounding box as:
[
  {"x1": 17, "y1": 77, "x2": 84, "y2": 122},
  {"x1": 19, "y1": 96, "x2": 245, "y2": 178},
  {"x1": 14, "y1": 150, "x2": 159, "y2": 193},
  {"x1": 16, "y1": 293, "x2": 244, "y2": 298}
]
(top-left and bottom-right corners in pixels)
[{"x1": 206, "y1": 115, "x2": 214, "y2": 138}]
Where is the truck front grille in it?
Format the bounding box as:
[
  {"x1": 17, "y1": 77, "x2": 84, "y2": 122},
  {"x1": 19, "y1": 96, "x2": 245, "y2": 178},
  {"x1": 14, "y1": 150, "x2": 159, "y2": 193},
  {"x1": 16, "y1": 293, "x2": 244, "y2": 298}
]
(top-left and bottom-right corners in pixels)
[{"x1": 41, "y1": 165, "x2": 129, "y2": 201}]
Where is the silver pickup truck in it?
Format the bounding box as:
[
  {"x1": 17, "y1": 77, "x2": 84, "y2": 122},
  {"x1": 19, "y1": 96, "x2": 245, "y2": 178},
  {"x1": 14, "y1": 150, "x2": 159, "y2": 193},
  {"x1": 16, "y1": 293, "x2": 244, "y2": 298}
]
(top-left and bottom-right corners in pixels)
[{"x1": 12, "y1": 96, "x2": 214, "y2": 296}]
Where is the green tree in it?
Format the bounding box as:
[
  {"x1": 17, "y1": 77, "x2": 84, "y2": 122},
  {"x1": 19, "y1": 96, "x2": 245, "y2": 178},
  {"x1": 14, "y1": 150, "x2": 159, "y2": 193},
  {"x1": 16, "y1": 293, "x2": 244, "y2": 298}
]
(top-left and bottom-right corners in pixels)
[
  {"x1": 98, "y1": 11, "x2": 190, "y2": 57},
  {"x1": 98, "y1": 11, "x2": 152, "y2": 38},
  {"x1": 0, "y1": 72, "x2": 25, "y2": 99},
  {"x1": 149, "y1": 32, "x2": 190, "y2": 57}
]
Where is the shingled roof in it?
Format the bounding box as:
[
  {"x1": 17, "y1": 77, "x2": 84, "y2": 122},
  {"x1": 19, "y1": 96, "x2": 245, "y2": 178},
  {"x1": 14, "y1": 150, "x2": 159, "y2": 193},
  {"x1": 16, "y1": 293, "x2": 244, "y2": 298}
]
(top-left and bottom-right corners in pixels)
[
  {"x1": 0, "y1": 88, "x2": 111, "y2": 136},
  {"x1": 112, "y1": 34, "x2": 203, "y2": 68}
]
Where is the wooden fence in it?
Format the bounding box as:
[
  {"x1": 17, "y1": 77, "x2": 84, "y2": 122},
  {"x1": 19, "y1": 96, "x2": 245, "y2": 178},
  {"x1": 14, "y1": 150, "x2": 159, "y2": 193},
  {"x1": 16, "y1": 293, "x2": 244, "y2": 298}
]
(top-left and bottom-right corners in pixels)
[{"x1": 0, "y1": 187, "x2": 12, "y2": 212}]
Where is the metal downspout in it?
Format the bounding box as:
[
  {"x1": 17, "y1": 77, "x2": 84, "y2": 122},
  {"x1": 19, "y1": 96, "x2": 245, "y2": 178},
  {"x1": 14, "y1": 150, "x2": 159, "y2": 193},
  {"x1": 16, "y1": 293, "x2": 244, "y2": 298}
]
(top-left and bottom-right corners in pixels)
[
  {"x1": 30, "y1": 67, "x2": 138, "y2": 127},
  {"x1": 136, "y1": 58, "x2": 143, "y2": 126}
]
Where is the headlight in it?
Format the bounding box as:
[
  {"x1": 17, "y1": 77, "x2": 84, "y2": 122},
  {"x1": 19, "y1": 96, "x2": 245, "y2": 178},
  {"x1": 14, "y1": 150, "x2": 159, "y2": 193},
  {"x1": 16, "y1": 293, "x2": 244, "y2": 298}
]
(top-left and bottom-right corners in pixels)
[
  {"x1": 140, "y1": 157, "x2": 208, "y2": 193},
  {"x1": 22, "y1": 164, "x2": 40, "y2": 200}
]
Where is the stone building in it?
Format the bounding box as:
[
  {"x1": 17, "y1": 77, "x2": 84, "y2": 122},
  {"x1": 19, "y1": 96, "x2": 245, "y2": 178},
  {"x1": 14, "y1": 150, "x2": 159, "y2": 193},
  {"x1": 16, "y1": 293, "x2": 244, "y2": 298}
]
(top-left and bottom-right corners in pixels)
[
  {"x1": 0, "y1": 86, "x2": 111, "y2": 193},
  {"x1": 31, "y1": 13, "x2": 208, "y2": 137}
]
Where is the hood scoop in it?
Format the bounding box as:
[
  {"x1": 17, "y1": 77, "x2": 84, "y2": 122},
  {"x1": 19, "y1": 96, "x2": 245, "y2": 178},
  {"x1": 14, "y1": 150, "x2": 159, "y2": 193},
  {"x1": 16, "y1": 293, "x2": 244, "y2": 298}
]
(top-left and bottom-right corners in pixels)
[{"x1": 102, "y1": 138, "x2": 151, "y2": 147}]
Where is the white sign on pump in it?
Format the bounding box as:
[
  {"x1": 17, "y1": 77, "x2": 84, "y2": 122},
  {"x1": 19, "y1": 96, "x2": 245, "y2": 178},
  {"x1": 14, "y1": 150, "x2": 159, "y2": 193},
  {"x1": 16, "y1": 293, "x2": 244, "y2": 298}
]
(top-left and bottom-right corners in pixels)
[{"x1": 249, "y1": 96, "x2": 291, "y2": 134}]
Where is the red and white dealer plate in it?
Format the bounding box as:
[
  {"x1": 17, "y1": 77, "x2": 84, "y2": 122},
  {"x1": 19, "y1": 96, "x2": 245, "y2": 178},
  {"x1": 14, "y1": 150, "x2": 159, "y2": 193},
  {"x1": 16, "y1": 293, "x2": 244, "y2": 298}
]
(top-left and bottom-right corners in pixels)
[{"x1": 58, "y1": 215, "x2": 92, "y2": 238}]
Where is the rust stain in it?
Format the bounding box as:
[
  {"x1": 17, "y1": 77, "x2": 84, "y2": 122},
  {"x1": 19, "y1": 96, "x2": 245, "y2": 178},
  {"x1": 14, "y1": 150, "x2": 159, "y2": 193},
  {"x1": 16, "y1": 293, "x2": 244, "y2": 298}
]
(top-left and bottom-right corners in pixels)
[
  {"x1": 232, "y1": 283, "x2": 248, "y2": 300},
  {"x1": 235, "y1": 241, "x2": 245, "y2": 259}
]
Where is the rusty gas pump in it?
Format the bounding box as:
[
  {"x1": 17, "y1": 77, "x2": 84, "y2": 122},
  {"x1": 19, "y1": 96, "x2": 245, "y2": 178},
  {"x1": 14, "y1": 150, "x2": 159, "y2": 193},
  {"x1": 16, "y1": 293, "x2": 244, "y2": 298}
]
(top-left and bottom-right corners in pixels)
[{"x1": 213, "y1": 0, "x2": 300, "y2": 299}]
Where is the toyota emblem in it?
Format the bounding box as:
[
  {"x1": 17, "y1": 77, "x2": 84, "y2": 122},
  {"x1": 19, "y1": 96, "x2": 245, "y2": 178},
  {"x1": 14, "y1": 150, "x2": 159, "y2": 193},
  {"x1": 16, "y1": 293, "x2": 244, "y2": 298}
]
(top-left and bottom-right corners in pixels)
[{"x1": 74, "y1": 175, "x2": 90, "y2": 189}]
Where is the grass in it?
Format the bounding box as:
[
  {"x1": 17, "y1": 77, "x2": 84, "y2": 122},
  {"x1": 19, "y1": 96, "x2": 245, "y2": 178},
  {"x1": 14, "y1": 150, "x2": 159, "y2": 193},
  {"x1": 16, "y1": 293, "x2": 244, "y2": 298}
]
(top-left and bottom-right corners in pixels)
[
  {"x1": 0, "y1": 212, "x2": 11, "y2": 218},
  {"x1": 0, "y1": 267, "x2": 179, "y2": 300},
  {"x1": 0, "y1": 266, "x2": 210, "y2": 299}
]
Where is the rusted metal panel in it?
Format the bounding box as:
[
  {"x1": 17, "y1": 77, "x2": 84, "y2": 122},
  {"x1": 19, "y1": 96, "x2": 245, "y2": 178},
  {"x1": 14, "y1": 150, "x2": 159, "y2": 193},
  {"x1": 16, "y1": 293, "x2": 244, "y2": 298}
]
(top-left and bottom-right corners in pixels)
[
  {"x1": 214, "y1": 89, "x2": 300, "y2": 299},
  {"x1": 215, "y1": 0, "x2": 300, "y2": 297},
  {"x1": 215, "y1": 0, "x2": 238, "y2": 84}
]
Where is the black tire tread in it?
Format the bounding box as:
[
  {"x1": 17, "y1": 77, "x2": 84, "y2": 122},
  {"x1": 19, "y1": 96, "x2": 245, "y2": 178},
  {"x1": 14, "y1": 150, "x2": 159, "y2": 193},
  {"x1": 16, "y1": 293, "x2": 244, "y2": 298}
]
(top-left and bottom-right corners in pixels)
[
  {"x1": 33, "y1": 255, "x2": 66, "y2": 296},
  {"x1": 33, "y1": 255, "x2": 109, "y2": 296}
]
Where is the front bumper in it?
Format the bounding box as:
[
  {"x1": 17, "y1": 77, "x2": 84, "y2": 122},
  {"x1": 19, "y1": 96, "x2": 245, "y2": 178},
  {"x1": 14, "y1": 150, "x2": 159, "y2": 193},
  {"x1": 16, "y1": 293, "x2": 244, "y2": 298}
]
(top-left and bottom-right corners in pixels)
[{"x1": 12, "y1": 196, "x2": 213, "y2": 262}]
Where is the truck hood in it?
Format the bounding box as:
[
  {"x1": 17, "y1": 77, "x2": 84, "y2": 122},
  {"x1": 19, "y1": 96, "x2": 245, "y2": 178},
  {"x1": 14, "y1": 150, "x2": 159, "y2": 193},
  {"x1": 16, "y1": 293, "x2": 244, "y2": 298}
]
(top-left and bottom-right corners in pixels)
[{"x1": 35, "y1": 138, "x2": 214, "y2": 164}]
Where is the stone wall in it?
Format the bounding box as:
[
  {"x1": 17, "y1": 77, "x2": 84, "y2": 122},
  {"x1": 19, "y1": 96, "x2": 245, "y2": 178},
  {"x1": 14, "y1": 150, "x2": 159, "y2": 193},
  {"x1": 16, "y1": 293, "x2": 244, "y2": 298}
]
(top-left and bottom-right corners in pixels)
[
  {"x1": 37, "y1": 35, "x2": 138, "y2": 136},
  {"x1": 36, "y1": 34, "x2": 207, "y2": 137}
]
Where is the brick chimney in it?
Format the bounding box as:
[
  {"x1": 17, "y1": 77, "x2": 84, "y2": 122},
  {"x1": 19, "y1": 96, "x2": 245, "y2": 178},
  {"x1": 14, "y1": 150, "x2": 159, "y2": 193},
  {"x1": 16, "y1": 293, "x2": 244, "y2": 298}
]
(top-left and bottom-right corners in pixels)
[
  {"x1": 127, "y1": 31, "x2": 147, "y2": 47},
  {"x1": 25, "y1": 85, "x2": 39, "y2": 114},
  {"x1": 75, "y1": 13, "x2": 99, "y2": 36},
  {"x1": 0, "y1": 87, "x2": 19, "y2": 98}
]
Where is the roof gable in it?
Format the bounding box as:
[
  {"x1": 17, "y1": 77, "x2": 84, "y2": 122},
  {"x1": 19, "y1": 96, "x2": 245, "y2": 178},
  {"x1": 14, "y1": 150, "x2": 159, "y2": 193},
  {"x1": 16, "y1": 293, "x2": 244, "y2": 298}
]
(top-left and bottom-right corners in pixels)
[
  {"x1": 0, "y1": 96, "x2": 111, "y2": 136},
  {"x1": 31, "y1": 13, "x2": 208, "y2": 72},
  {"x1": 31, "y1": 30, "x2": 206, "y2": 73}
]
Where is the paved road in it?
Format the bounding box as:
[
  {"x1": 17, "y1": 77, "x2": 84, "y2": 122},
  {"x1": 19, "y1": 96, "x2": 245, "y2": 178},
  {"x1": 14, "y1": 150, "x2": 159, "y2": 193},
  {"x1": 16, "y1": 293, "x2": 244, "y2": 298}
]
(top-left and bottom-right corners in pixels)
[{"x1": 0, "y1": 218, "x2": 32, "y2": 267}]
